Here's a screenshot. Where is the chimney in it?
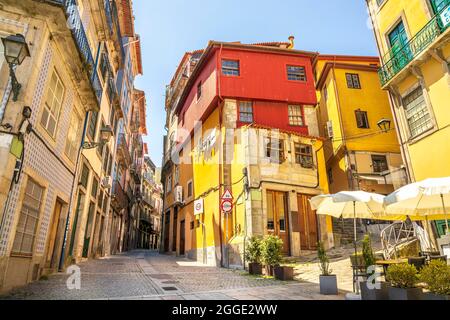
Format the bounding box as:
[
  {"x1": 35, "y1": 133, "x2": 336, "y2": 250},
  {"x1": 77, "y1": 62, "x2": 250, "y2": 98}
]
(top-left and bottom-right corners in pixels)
[{"x1": 288, "y1": 35, "x2": 295, "y2": 49}]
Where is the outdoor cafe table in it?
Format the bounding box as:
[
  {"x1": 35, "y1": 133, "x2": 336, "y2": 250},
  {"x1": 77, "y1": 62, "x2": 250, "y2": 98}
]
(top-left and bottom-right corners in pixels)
[{"x1": 376, "y1": 258, "x2": 408, "y2": 277}]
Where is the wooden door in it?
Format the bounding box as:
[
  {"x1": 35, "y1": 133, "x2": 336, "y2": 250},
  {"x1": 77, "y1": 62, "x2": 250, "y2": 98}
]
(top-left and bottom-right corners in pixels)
[
  {"x1": 267, "y1": 191, "x2": 290, "y2": 255},
  {"x1": 45, "y1": 200, "x2": 64, "y2": 269},
  {"x1": 179, "y1": 220, "x2": 185, "y2": 255},
  {"x1": 164, "y1": 211, "x2": 170, "y2": 252},
  {"x1": 297, "y1": 194, "x2": 318, "y2": 250}
]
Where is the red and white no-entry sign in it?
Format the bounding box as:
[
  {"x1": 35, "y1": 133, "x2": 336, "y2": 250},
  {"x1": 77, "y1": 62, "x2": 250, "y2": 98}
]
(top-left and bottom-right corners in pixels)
[{"x1": 221, "y1": 199, "x2": 233, "y2": 213}]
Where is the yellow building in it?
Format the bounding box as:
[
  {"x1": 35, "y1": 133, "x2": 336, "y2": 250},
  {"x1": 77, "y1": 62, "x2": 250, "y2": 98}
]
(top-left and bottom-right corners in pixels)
[
  {"x1": 162, "y1": 40, "x2": 334, "y2": 267},
  {"x1": 314, "y1": 55, "x2": 406, "y2": 244},
  {"x1": 366, "y1": 0, "x2": 450, "y2": 236}
]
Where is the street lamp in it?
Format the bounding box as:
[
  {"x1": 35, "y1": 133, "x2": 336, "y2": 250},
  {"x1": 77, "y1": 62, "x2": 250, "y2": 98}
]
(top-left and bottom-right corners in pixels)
[
  {"x1": 377, "y1": 118, "x2": 392, "y2": 133},
  {"x1": 1, "y1": 34, "x2": 30, "y2": 101},
  {"x1": 82, "y1": 125, "x2": 113, "y2": 149}
]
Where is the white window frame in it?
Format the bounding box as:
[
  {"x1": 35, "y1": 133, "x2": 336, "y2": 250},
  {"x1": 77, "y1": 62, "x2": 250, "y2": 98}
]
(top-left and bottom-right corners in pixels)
[{"x1": 40, "y1": 69, "x2": 65, "y2": 137}]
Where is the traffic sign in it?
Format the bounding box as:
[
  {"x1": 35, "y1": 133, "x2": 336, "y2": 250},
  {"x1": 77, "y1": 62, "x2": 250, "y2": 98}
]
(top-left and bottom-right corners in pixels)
[
  {"x1": 221, "y1": 199, "x2": 233, "y2": 213},
  {"x1": 194, "y1": 198, "x2": 204, "y2": 215},
  {"x1": 221, "y1": 188, "x2": 233, "y2": 201}
]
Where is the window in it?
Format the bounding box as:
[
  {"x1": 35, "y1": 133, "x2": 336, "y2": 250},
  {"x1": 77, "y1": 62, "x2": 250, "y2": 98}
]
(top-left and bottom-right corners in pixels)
[
  {"x1": 12, "y1": 178, "x2": 44, "y2": 255},
  {"x1": 87, "y1": 111, "x2": 99, "y2": 140},
  {"x1": 99, "y1": 52, "x2": 109, "y2": 83},
  {"x1": 91, "y1": 177, "x2": 99, "y2": 198},
  {"x1": 174, "y1": 166, "x2": 179, "y2": 185},
  {"x1": 238, "y1": 101, "x2": 253, "y2": 123},
  {"x1": 222, "y1": 60, "x2": 239, "y2": 76},
  {"x1": 288, "y1": 105, "x2": 304, "y2": 126},
  {"x1": 103, "y1": 146, "x2": 110, "y2": 173},
  {"x1": 40, "y1": 70, "x2": 65, "y2": 137},
  {"x1": 372, "y1": 155, "x2": 388, "y2": 173},
  {"x1": 166, "y1": 175, "x2": 172, "y2": 193},
  {"x1": 80, "y1": 163, "x2": 90, "y2": 188},
  {"x1": 431, "y1": 0, "x2": 448, "y2": 14},
  {"x1": 389, "y1": 21, "x2": 408, "y2": 56},
  {"x1": 267, "y1": 192, "x2": 275, "y2": 230},
  {"x1": 65, "y1": 111, "x2": 81, "y2": 162},
  {"x1": 265, "y1": 137, "x2": 285, "y2": 163},
  {"x1": 287, "y1": 65, "x2": 307, "y2": 81},
  {"x1": 187, "y1": 180, "x2": 193, "y2": 198},
  {"x1": 294, "y1": 143, "x2": 314, "y2": 168},
  {"x1": 402, "y1": 87, "x2": 433, "y2": 138},
  {"x1": 346, "y1": 73, "x2": 361, "y2": 89},
  {"x1": 197, "y1": 81, "x2": 202, "y2": 100},
  {"x1": 355, "y1": 110, "x2": 369, "y2": 128}
]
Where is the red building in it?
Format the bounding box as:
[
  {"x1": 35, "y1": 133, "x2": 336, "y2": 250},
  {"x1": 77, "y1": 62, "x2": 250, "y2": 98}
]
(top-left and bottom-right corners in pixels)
[
  {"x1": 162, "y1": 39, "x2": 332, "y2": 266},
  {"x1": 175, "y1": 40, "x2": 319, "y2": 136}
]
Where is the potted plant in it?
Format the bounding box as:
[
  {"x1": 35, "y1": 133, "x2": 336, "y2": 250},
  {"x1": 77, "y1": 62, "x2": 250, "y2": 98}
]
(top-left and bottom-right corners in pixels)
[
  {"x1": 419, "y1": 260, "x2": 450, "y2": 300},
  {"x1": 260, "y1": 235, "x2": 283, "y2": 277},
  {"x1": 359, "y1": 234, "x2": 388, "y2": 300},
  {"x1": 245, "y1": 235, "x2": 263, "y2": 275},
  {"x1": 386, "y1": 263, "x2": 422, "y2": 300},
  {"x1": 318, "y1": 241, "x2": 338, "y2": 295}
]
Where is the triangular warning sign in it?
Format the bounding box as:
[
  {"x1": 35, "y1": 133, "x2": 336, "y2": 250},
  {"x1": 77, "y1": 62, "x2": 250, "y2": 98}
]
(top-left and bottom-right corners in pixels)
[{"x1": 221, "y1": 189, "x2": 233, "y2": 200}]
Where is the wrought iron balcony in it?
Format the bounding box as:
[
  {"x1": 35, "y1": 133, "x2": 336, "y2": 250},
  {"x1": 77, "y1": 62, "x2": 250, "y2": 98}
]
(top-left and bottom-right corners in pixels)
[
  {"x1": 116, "y1": 133, "x2": 132, "y2": 165},
  {"x1": 111, "y1": 180, "x2": 128, "y2": 210},
  {"x1": 378, "y1": 4, "x2": 450, "y2": 87},
  {"x1": 63, "y1": 0, "x2": 103, "y2": 104}
]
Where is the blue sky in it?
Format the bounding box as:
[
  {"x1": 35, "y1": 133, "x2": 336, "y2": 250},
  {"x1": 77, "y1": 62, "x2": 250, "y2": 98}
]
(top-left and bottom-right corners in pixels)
[{"x1": 133, "y1": 0, "x2": 378, "y2": 167}]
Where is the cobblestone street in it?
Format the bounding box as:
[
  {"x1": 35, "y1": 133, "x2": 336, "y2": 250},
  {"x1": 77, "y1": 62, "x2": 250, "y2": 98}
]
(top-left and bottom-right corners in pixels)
[{"x1": 0, "y1": 250, "x2": 345, "y2": 300}]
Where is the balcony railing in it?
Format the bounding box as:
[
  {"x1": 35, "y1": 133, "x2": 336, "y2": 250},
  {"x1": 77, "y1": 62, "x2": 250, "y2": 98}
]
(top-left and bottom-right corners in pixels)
[
  {"x1": 63, "y1": 0, "x2": 103, "y2": 104},
  {"x1": 379, "y1": 4, "x2": 450, "y2": 86},
  {"x1": 117, "y1": 133, "x2": 132, "y2": 165},
  {"x1": 111, "y1": 0, "x2": 126, "y2": 61},
  {"x1": 111, "y1": 180, "x2": 128, "y2": 210}
]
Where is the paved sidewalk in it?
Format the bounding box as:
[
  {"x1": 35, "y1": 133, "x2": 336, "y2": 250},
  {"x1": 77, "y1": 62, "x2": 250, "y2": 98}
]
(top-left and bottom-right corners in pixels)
[{"x1": 0, "y1": 250, "x2": 345, "y2": 300}]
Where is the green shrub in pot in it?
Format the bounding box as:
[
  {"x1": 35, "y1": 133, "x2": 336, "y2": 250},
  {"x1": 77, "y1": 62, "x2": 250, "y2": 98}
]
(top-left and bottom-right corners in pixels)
[
  {"x1": 419, "y1": 260, "x2": 450, "y2": 300},
  {"x1": 245, "y1": 235, "x2": 263, "y2": 275},
  {"x1": 386, "y1": 263, "x2": 422, "y2": 300},
  {"x1": 260, "y1": 235, "x2": 283, "y2": 276},
  {"x1": 318, "y1": 241, "x2": 338, "y2": 295}
]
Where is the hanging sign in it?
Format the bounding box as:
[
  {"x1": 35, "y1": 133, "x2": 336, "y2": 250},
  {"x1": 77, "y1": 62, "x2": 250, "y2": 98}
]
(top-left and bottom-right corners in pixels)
[{"x1": 194, "y1": 198, "x2": 204, "y2": 215}]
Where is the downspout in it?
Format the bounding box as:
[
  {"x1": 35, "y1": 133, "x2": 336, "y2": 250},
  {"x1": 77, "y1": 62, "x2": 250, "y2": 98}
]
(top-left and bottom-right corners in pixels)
[
  {"x1": 217, "y1": 44, "x2": 225, "y2": 267},
  {"x1": 58, "y1": 110, "x2": 90, "y2": 271}
]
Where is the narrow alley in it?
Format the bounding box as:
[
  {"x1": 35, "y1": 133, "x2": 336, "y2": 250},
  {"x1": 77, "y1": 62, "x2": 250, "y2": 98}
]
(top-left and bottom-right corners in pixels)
[{"x1": 0, "y1": 250, "x2": 343, "y2": 300}]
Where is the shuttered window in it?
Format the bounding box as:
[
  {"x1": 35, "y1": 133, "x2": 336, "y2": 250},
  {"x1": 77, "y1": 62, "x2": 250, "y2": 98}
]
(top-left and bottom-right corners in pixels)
[
  {"x1": 403, "y1": 87, "x2": 433, "y2": 138},
  {"x1": 12, "y1": 178, "x2": 44, "y2": 255},
  {"x1": 355, "y1": 110, "x2": 369, "y2": 128}
]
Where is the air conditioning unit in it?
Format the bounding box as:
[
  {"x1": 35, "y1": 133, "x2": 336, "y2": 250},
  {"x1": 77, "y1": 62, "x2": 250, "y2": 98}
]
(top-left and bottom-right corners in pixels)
[
  {"x1": 174, "y1": 185, "x2": 183, "y2": 204},
  {"x1": 326, "y1": 121, "x2": 334, "y2": 139},
  {"x1": 102, "y1": 176, "x2": 112, "y2": 189}
]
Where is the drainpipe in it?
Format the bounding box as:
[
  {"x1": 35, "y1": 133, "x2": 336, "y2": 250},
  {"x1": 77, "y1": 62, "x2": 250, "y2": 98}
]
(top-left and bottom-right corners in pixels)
[{"x1": 217, "y1": 44, "x2": 225, "y2": 267}]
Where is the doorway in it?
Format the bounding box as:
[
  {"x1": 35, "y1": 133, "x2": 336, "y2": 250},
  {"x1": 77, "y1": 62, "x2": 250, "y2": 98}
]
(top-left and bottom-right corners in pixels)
[
  {"x1": 164, "y1": 210, "x2": 170, "y2": 252},
  {"x1": 179, "y1": 220, "x2": 185, "y2": 255},
  {"x1": 172, "y1": 207, "x2": 178, "y2": 252},
  {"x1": 266, "y1": 190, "x2": 290, "y2": 255},
  {"x1": 297, "y1": 194, "x2": 318, "y2": 250},
  {"x1": 45, "y1": 199, "x2": 65, "y2": 269}
]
